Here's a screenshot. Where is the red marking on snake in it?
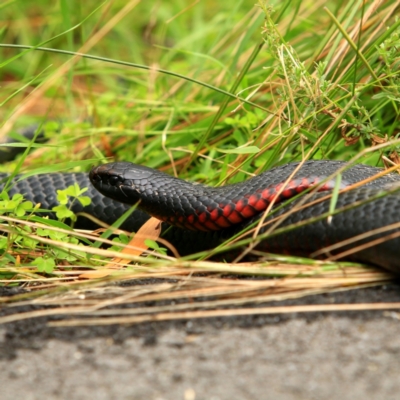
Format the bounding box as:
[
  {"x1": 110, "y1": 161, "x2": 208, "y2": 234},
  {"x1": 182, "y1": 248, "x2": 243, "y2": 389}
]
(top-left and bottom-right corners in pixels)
[
  {"x1": 193, "y1": 221, "x2": 208, "y2": 231},
  {"x1": 282, "y1": 188, "x2": 295, "y2": 198},
  {"x1": 320, "y1": 182, "x2": 334, "y2": 190},
  {"x1": 198, "y1": 212, "x2": 208, "y2": 223},
  {"x1": 167, "y1": 216, "x2": 175, "y2": 224},
  {"x1": 295, "y1": 184, "x2": 305, "y2": 193},
  {"x1": 210, "y1": 208, "x2": 220, "y2": 221},
  {"x1": 222, "y1": 204, "x2": 233, "y2": 217},
  {"x1": 235, "y1": 199, "x2": 247, "y2": 212},
  {"x1": 261, "y1": 188, "x2": 274, "y2": 202},
  {"x1": 255, "y1": 198, "x2": 267, "y2": 210},
  {"x1": 215, "y1": 216, "x2": 231, "y2": 228},
  {"x1": 241, "y1": 205, "x2": 256, "y2": 218},
  {"x1": 205, "y1": 219, "x2": 220, "y2": 230},
  {"x1": 247, "y1": 194, "x2": 259, "y2": 207},
  {"x1": 183, "y1": 175, "x2": 342, "y2": 231},
  {"x1": 227, "y1": 210, "x2": 243, "y2": 224}
]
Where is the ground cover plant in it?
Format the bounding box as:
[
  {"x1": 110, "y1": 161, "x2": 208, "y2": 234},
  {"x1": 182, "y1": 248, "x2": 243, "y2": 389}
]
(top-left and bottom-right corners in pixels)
[{"x1": 0, "y1": 0, "x2": 399, "y2": 324}]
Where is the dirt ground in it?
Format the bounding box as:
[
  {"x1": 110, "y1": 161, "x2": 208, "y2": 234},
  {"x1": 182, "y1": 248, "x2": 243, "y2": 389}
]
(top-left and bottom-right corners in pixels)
[{"x1": 1, "y1": 283, "x2": 400, "y2": 400}]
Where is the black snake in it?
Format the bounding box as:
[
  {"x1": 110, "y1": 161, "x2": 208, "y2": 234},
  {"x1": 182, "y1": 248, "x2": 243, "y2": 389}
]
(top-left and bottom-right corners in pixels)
[{"x1": 2, "y1": 159, "x2": 400, "y2": 272}]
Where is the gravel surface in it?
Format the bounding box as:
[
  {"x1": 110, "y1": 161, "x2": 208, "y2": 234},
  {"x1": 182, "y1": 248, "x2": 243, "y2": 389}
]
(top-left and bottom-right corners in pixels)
[{"x1": 1, "y1": 284, "x2": 400, "y2": 400}]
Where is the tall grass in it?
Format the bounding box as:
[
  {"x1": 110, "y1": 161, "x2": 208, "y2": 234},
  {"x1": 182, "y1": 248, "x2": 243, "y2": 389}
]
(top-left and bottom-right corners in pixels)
[{"x1": 0, "y1": 0, "x2": 399, "y2": 305}]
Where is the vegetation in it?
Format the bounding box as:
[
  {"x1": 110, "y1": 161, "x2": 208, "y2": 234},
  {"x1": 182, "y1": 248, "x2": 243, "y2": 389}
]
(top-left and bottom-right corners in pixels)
[{"x1": 0, "y1": 0, "x2": 399, "y2": 318}]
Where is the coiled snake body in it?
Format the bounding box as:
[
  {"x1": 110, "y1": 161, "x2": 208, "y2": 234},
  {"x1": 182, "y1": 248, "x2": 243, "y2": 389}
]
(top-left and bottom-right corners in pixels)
[{"x1": 2, "y1": 160, "x2": 400, "y2": 272}]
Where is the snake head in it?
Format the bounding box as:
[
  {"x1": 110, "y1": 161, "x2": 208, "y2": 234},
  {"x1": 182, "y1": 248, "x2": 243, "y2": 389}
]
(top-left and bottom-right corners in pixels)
[{"x1": 89, "y1": 162, "x2": 156, "y2": 205}]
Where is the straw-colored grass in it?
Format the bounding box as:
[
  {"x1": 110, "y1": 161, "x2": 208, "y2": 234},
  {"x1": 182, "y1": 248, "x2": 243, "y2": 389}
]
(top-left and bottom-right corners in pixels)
[{"x1": 0, "y1": 0, "x2": 399, "y2": 323}]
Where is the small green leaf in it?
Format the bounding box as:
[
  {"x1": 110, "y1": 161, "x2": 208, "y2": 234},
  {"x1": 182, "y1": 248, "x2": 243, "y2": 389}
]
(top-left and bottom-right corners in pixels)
[
  {"x1": 0, "y1": 236, "x2": 8, "y2": 250},
  {"x1": 34, "y1": 257, "x2": 56, "y2": 274},
  {"x1": 144, "y1": 239, "x2": 159, "y2": 249},
  {"x1": 22, "y1": 201, "x2": 33, "y2": 209},
  {"x1": 22, "y1": 236, "x2": 38, "y2": 249},
  {"x1": 11, "y1": 193, "x2": 24, "y2": 202},
  {"x1": 77, "y1": 196, "x2": 91, "y2": 206},
  {"x1": 52, "y1": 248, "x2": 77, "y2": 262},
  {"x1": 65, "y1": 183, "x2": 80, "y2": 197},
  {"x1": 53, "y1": 204, "x2": 75, "y2": 220},
  {"x1": 145, "y1": 239, "x2": 167, "y2": 255},
  {"x1": 48, "y1": 230, "x2": 68, "y2": 241},
  {"x1": 37, "y1": 228, "x2": 50, "y2": 236},
  {"x1": 0, "y1": 191, "x2": 10, "y2": 201},
  {"x1": 15, "y1": 204, "x2": 27, "y2": 217},
  {"x1": 56, "y1": 190, "x2": 69, "y2": 205}
]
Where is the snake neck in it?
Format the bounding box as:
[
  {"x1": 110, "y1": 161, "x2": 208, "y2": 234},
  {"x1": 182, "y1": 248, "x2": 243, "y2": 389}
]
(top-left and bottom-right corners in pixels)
[{"x1": 89, "y1": 160, "x2": 391, "y2": 232}]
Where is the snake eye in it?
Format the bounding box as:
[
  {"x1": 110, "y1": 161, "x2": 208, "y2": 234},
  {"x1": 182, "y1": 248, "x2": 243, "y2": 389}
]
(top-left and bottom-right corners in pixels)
[{"x1": 108, "y1": 176, "x2": 120, "y2": 186}]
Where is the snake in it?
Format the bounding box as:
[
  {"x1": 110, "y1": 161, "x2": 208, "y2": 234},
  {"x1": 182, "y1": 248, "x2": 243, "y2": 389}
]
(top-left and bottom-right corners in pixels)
[{"x1": 1, "y1": 159, "x2": 400, "y2": 273}]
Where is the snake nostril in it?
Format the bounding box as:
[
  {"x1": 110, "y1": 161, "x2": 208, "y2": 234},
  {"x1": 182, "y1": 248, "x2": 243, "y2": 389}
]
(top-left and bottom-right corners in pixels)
[{"x1": 89, "y1": 169, "x2": 101, "y2": 182}]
